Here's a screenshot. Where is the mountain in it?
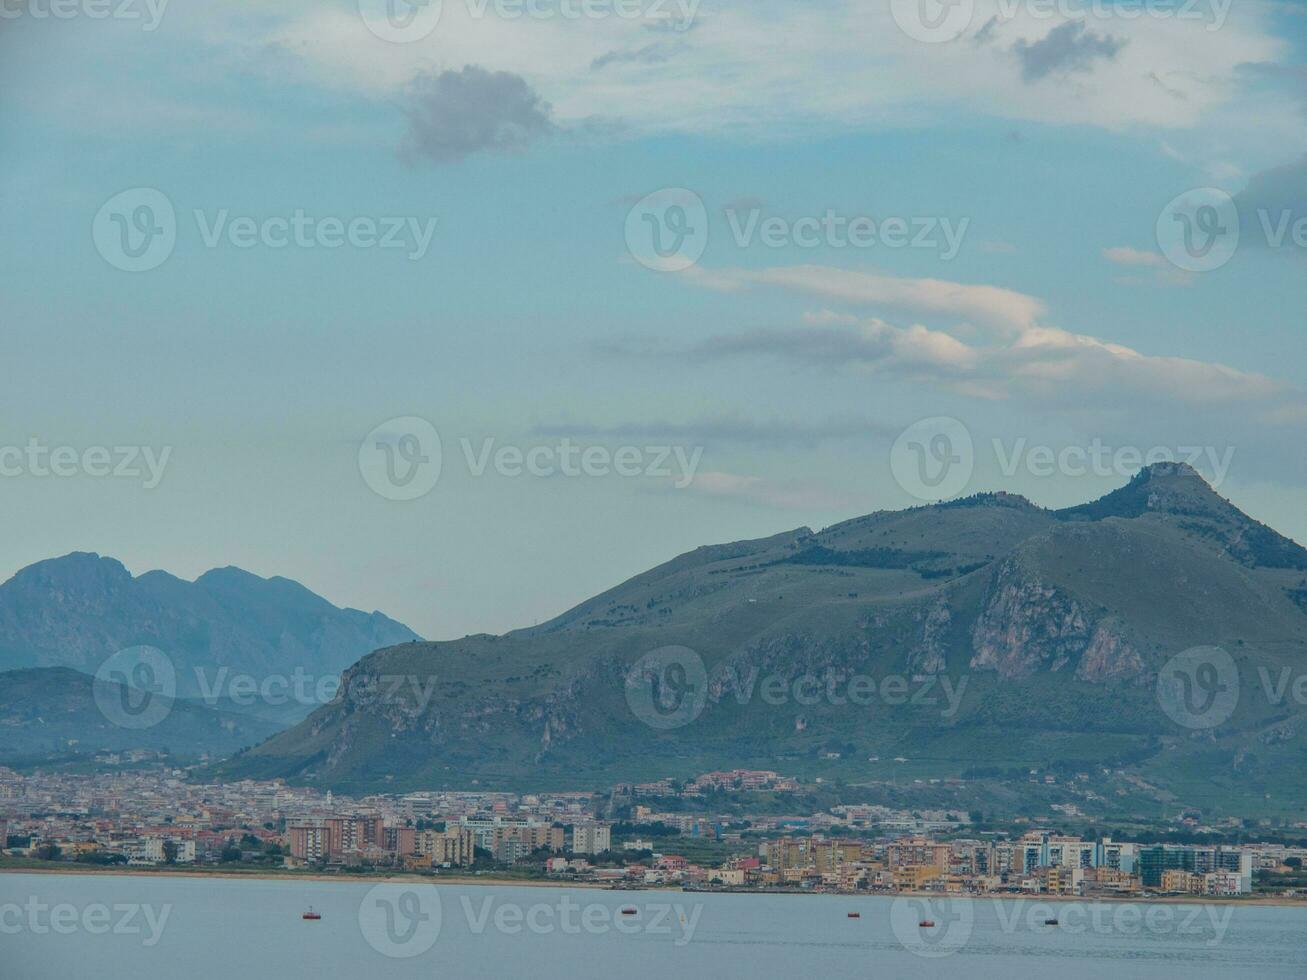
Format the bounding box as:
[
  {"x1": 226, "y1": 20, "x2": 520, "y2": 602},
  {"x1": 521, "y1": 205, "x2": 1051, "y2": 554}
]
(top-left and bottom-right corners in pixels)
[
  {"x1": 216, "y1": 464, "x2": 1307, "y2": 819},
  {"x1": 0, "y1": 553, "x2": 421, "y2": 724},
  {"x1": 0, "y1": 667, "x2": 284, "y2": 765}
]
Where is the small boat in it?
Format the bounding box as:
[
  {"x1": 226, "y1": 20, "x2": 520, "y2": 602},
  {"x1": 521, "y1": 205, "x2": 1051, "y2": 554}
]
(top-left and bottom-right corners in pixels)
[
  {"x1": 847, "y1": 912, "x2": 860, "y2": 918},
  {"x1": 918, "y1": 919, "x2": 935, "y2": 928},
  {"x1": 1044, "y1": 918, "x2": 1059, "y2": 926},
  {"x1": 620, "y1": 907, "x2": 638, "y2": 916},
  {"x1": 302, "y1": 908, "x2": 322, "y2": 921}
]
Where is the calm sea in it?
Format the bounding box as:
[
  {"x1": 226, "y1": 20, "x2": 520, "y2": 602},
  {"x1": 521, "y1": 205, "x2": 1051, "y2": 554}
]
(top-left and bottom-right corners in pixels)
[{"x1": 1, "y1": 871, "x2": 1304, "y2": 979}]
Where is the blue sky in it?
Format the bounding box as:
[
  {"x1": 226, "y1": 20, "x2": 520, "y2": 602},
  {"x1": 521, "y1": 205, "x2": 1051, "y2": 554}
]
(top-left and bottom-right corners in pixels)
[{"x1": 1, "y1": 0, "x2": 1305, "y2": 638}]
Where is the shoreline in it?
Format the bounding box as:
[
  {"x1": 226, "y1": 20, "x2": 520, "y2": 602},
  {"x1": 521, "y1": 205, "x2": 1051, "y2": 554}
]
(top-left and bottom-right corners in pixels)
[{"x1": 3, "y1": 865, "x2": 1304, "y2": 907}]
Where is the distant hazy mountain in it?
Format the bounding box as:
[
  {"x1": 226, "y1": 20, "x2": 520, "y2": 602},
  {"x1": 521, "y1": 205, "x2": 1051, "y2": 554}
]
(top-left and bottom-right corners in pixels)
[
  {"x1": 0, "y1": 553, "x2": 421, "y2": 723},
  {"x1": 220, "y1": 464, "x2": 1307, "y2": 819},
  {"x1": 0, "y1": 667, "x2": 285, "y2": 765}
]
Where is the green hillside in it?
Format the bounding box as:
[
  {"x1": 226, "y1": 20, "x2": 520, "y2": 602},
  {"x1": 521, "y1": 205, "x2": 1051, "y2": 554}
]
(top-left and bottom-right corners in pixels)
[{"x1": 216, "y1": 463, "x2": 1307, "y2": 818}]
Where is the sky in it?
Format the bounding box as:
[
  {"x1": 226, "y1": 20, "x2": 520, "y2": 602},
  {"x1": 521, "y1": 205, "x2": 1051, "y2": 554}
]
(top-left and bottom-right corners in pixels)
[{"x1": 1, "y1": 0, "x2": 1305, "y2": 640}]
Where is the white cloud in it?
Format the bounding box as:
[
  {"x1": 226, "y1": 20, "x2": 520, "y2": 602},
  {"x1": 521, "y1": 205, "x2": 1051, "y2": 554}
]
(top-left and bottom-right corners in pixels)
[
  {"x1": 1102, "y1": 246, "x2": 1194, "y2": 286},
  {"x1": 673, "y1": 262, "x2": 1296, "y2": 412},
  {"x1": 232, "y1": 0, "x2": 1293, "y2": 140}
]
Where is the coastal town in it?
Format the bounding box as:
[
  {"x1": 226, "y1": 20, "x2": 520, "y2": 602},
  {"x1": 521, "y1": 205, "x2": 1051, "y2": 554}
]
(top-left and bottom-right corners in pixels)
[{"x1": 4, "y1": 766, "x2": 1305, "y2": 901}]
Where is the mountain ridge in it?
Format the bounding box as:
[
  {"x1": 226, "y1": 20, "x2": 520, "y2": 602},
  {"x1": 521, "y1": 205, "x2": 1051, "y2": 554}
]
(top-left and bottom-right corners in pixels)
[
  {"x1": 0, "y1": 552, "x2": 422, "y2": 712},
  {"x1": 212, "y1": 464, "x2": 1306, "y2": 819}
]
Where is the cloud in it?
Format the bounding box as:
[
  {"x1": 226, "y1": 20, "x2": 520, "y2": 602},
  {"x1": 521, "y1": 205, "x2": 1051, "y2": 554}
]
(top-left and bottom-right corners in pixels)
[
  {"x1": 1012, "y1": 21, "x2": 1126, "y2": 82},
  {"x1": 1101, "y1": 246, "x2": 1193, "y2": 286},
  {"x1": 681, "y1": 264, "x2": 1046, "y2": 336},
  {"x1": 591, "y1": 43, "x2": 675, "y2": 71},
  {"x1": 243, "y1": 2, "x2": 1290, "y2": 140},
  {"x1": 398, "y1": 66, "x2": 554, "y2": 165},
  {"x1": 665, "y1": 263, "x2": 1292, "y2": 411},
  {"x1": 1234, "y1": 154, "x2": 1307, "y2": 248},
  {"x1": 531, "y1": 415, "x2": 890, "y2": 449}
]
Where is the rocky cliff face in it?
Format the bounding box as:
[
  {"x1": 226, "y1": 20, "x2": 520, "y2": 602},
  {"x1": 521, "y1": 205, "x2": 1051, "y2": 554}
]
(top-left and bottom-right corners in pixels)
[{"x1": 969, "y1": 558, "x2": 1144, "y2": 682}]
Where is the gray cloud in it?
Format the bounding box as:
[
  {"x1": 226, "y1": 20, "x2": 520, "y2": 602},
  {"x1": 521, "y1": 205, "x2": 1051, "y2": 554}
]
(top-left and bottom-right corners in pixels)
[
  {"x1": 591, "y1": 43, "x2": 674, "y2": 72},
  {"x1": 531, "y1": 416, "x2": 891, "y2": 450},
  {"x1": 1013, "y1": 21, "x2": 1125, "y2": 82},
  {"x1": 973, "y1": 15, "x2": 1001, "y2": 46},
  {"x1": 1235, "y1": 155, "x2": 1307, "y2": 248},
  {"x1": 398, "y1": 66, "x2": 554, "y2": 166}
]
